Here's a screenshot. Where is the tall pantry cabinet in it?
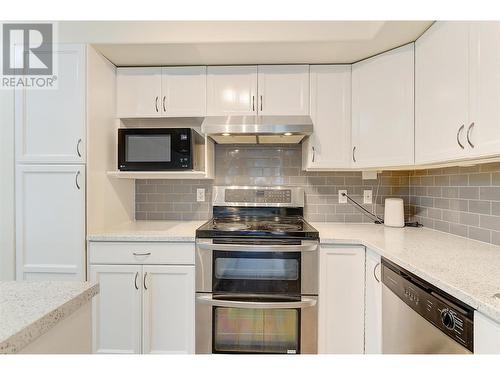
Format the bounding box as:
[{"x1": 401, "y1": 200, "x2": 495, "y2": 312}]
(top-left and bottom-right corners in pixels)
[{"x1": 15, "y1": 44, "x2": 87, "y2": 280}]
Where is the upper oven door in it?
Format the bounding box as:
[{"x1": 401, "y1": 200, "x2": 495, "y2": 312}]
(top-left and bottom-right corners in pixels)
[
  {"x1": 196, "y1": 238, "x2": 319, "y2": 295},
  {"x1": 118, "y1": 128, "x2": 193, "y2": 171}
]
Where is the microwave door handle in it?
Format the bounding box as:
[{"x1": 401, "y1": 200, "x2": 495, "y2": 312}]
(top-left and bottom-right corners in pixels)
[
  {"x1": 197, "y1": 295, "x2": 317, "y2": 309},
  {"x1": 196, "y1": 239, "x2": 318, "y2": 252}
]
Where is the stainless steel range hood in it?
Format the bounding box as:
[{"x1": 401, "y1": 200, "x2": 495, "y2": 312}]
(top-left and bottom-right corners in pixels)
[{"x1": 201, "y1": 115, "x2": 313, "y2": 144}]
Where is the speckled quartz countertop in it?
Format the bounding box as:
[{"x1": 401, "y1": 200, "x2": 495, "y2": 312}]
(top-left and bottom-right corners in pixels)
[
  {"x1": 0, "y1": 281, "x2": 99, "y2": 354},
  {"x1": 87, "y1": 220, "x2": 500, "y2": 323},
  {"x1": 87, "y1": 220, "x2": 205, "y2": 242},
  {"x1": 312, "y1": 223, "x2": 500, "y2": 323}
]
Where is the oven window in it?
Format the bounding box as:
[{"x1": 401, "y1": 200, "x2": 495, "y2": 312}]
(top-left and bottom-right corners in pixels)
[
  {"x1": 215, "y1": 257, "x2": 298, "y2": 280},
  {"x1": 126, "y1": 134, "x2": 171, "y2": 162},
  {"x1": 213, "y1": 251, "x2": 301, "y2": 294},
  {"x1": 213, "y1": 307, "x2": 299, "y2": 354}
]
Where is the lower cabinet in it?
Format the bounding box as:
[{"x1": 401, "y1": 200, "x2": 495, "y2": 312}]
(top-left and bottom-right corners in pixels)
[
  {"x1": 319, "y1": 245, "x2": 365, "y2": 354},
  {"x1": 474, "y1": 311, "x2": 500, "y2": 354},
  {"x1": 364, "y1": 248, "x2": 382, "y2": 354},
  {"x1": 90, "y1": 260, "x2": 195, "y2": 354}
]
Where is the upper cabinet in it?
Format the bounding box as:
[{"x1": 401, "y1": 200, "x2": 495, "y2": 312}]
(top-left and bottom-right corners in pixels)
[
  {"x1": 15, "y1": 44, "x2": 86, "y2": 164},
  {"x1": 415, "y1": 22, "x2": 470, "y2": 164},
  {"x1": 302, "y1": 65, "x2": 351, "y2": 170},
  {"x1": 351, "y1": 44, "x2": 415, "y2": 169},
  {"x1": 116, "y1": 66, "x2": 206, "y2": 118},
  {"x1": 206, "y1": 66, "x2": 258, "y2": 116},
  {"x1": 257, "y1": 65, "x2": 310, "y2": 115},
  {"x1": 206, "y1": 65, "x2": 309, "y2": 116},
  {"x1": 468, "y1": 22, "x2": 500, "y2": 159}
]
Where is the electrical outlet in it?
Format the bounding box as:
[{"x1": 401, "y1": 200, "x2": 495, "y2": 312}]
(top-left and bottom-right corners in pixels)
[
  {"x1": 196, "y1": 188, "x2": 205, "y2": 202},
  {"x1": 363, "y1": 190, "x2": 373, "y2": 204},
  {"x1": 338, "y1": 190, "x2": 347, "y2": 204}
]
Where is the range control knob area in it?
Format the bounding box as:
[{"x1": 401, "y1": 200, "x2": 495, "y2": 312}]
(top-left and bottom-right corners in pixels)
[{"x1": 440, "y1": 309, "x2": 456, "y2": 330}]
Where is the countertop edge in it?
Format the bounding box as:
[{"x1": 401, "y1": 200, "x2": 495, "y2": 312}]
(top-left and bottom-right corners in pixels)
[{"x1": 0, "y1": 283, "x2": 100, "y2": 354}]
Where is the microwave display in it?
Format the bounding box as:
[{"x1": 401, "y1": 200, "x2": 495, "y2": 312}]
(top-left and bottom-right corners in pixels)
[{"x1": 118, "y1": 128, "x2": 195, "y2": 171}]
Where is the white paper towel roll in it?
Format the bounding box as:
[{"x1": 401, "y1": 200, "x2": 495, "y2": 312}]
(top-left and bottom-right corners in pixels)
[{"x1": 384, "y1": 198, "x2": 405, "y2": 228}]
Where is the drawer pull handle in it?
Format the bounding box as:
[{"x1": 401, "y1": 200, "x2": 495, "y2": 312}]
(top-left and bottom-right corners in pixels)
[{"x1": 133, "y1": 252, "x2": 151, "y2": 256}]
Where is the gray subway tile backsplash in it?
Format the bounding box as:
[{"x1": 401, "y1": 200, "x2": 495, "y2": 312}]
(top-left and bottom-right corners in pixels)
[{"x1": 135, "y1": 144, "x2": 500, "y2": 247}]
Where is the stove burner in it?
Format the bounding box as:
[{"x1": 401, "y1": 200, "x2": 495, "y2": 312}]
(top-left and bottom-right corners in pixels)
[
  {"x1": 213, "y1": 222, "x2": 251, "y2": 231},
  {"x1": 258, "y1": 221, "x2": 302, "y2": 232}
]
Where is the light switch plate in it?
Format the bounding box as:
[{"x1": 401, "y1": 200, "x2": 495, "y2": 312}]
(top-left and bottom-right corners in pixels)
[
  {"x1": 363, "y1": 190, "x2": 373, "y2": 204},
  {"x1": 338, "y1": 190, "x2": 347, "y2": 204},
  {"x1": 196, "y1": 188, "x2": 205, "y2": 202}
]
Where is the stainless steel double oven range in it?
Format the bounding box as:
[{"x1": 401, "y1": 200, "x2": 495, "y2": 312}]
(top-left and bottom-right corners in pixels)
[{"x1": 195, "y1": 186, "x2": 319, "y2": 354}]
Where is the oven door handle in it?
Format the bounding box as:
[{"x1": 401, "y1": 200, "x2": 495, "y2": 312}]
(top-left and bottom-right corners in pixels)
[
  {"x1": 196, "y1": 239, "x2": 319, "y2": 252},
  {"x1": 196, "y1": 295, "x2": 317, "y2": 309}
]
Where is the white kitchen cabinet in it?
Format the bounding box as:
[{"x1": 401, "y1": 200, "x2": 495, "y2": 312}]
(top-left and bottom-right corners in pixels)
[
  {"x1": 415, "y1": 22, "x2": 470, "y2": 164},
  {"x1": 88, "y1": 242, "x2": 196, "y2": 354},
  {"x1": 15, "y1": 44, "x2": 86, "y2": 164},
  {"x1": 90, "y1": 265, "x2": 142, "y2": 354},
  {"x1": 16, "y1": 164, "x2": 85, "y2": 281},
  {"x1": 468, "y1": 22, "x2": 500, "y2": 159},
  {"x1": 142, "y1": 265, "x2": 195, "y2": 354},
  {"x1": 116, "y1": 67, "x2": 162, "y2": 118},
  {"x1": 206, "y1": 65, "x2": 258, "y2": 116},
  {"x1": 352, "y1": 44, "x2": 414, "y2": 168},
  {"x1": 161, "y1": 66, "x2": 206, "y2": 117},
  {"x1": 302, "y1": 65, "x2": 351, "y2": 170},
  {"x1": 365, "y1": 248, "x2": 382, "y2": 354},
  {"x1": 257, "y1": 65, "x2": 309, "y2": 116},
  {"x1": 319, "y1": 245, "x2": 365, "y2": 354},
  {"x1": 474, "y1": 311, "x2": 500, "y2": 354}
]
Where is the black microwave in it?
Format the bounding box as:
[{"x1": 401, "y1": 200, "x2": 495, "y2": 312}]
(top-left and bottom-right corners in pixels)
[{"x1": 118, "y1": 128, "x2": 198, "y2": 171}]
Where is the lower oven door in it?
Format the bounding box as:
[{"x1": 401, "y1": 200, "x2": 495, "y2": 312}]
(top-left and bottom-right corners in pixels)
[{"x1": 196, "y1": 293, "x2": 318, "y2": 354}]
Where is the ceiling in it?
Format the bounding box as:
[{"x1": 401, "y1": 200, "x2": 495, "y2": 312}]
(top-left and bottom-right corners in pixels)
[{"x1": 59, "y1": 21, "x2": 433, "y2": 66}]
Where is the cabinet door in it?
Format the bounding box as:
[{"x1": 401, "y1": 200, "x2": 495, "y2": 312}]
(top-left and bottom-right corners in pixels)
[
  {"x1": 415, "y1": 22, "x2": 470, "y2": 164},
  {"x1": 352, "y1": 44, "x2": 414, "y2": 168},
  {"x1": 142, "y1": 265, "x2": 195, "y2": 354},
  {"x1": 468, "y1": 22, "x2": 500, "y2": 158},
  {"x1": 303, "y1": 65, "x2": 351, "y2": 170},
  {"x1": 257, "y1": 65, "x2": 309, "y2": 116},
  {"x1": 319, "y1": 246, "x2": 365, "y2": 354},
  {"x1": 162, "y1": 66, "x2": 206, "y2": 117},
  {"x1": 15, "y1": 44, "x2": 86, "y2": 164},
  {"x1": 90, "y1": 265, "x2": 142, "y2": 354},
  {"x1": 474, "y1": 311, "x2": 500, "y2": 354},
  {"x1": 116, "y1": 67, "x2": 162, "y2": 117},
  {"x1": 16, "y1": 164, "x2": 85, "y2": 280},
  {"x1": 365, "y1": 249, "x2": 382, "y2": 354},
  {"x1": 206, "y1": 66, "x2": 257, "y2": 116}
]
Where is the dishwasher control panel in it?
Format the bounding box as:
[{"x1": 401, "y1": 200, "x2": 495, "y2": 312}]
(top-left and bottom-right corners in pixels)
[{"x1": 382, "y1": 259, "x2": 474, "y2": 352}]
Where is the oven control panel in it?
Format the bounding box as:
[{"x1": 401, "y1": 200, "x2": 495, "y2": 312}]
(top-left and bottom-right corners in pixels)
[{"x1": 225, "y1": 189, "x2": 292, "y2": 204}]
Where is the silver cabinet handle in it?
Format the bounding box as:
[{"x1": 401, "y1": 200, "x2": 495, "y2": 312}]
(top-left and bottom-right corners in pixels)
[
  {"x1": 457, "y1": 124, "x2": 465, "y2": 149},
  {"x1": 134, "y1": 272, "x2": 139, "y2": 290},
  {"x1": 197, "y1": 295, "x2": 317, "y2": 309},
  {"x1": 162, "y1": 96, "x2": 166, "y2": 112},
  {"x1": 155, "y1": 96, "x2": 159, "y2": 112},
  {"x1": 467, "y1": 122, "x2": 475, "y2": 148},
  {"x1": 76, "y1": 139, "x2": 82, "y2": 158},
  {"x1": 260, "y1": 95, "x2": 263, "y2": 112},
  {"x1": 352, "y1": 146, "x2": 357, "y2": 162},
  {"x1": 133, "y1": 252, "x2": 151, "y2": 256},
  {"x1": 144, "y1": 272, "x2": 148, "y2": 290},
  {"x1": 312, "y1": 146, "x2": 316, "y2": 163},
  {"x1": 75, "y1": 171, "x2": 81, "y2": 190},
  {"x1": 196, "y1": 238, "x2": 318, "y2": 252},
  {"x1": 252, "y1": 95, "x2": 255, "y2": 112},
  {"x1": 374, "y1": 262, "x2": 381, "y2": 283}
]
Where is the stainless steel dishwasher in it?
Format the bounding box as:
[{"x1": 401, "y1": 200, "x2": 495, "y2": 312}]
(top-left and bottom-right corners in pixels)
[{"x1": 381, "y1": 258, "x2": 474, "y2": 354}]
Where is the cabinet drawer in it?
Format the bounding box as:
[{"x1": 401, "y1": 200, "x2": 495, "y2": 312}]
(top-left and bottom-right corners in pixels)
[{"x1": 89, "y1": 241, "x2": 195, "y2": 265}]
